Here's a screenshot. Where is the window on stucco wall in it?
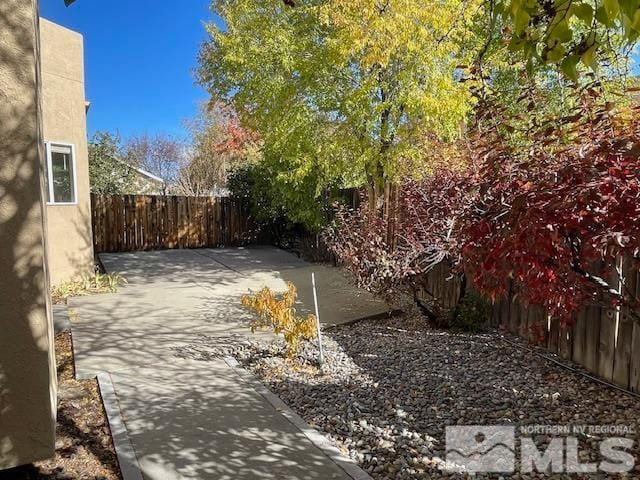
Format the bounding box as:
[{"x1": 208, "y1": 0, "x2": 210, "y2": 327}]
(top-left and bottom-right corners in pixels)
[{"x1": 45, "y1": 142, "x2": 77, "y2": 204}]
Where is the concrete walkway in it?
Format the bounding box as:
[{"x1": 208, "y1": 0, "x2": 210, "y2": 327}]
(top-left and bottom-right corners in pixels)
[{"x1": 69, "y1": 246, "x2": 387, "y2": 480}]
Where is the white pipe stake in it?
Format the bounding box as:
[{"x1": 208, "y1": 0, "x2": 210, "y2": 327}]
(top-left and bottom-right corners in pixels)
[{"x1": 311, "y1": 272, "x2": 325, "y2": 369}]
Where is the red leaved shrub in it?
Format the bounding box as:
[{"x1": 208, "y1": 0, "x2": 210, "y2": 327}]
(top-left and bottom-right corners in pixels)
[
  {"x1": 463, "y1": 103, "x2": 640, "y2": 323},
  {"x1": 328, "y1": 99, "x2": 640, "y2": 325},
  {"x1": 325, "y1": 166, "x2": 473, "y2": 302}
]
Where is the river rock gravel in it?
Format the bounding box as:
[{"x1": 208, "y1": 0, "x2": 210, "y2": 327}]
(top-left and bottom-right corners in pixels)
[{"x1": 230, "y1": 315, "x2": 640, "y2": 479}]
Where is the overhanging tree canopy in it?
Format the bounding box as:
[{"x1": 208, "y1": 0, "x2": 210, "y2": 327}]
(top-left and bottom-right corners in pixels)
[{"x1": 198, "y1": 0, "x2": 481, "y2": 220}]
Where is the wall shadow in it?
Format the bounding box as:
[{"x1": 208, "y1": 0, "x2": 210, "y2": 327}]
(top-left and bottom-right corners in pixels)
[{"x1": 0, "y1": 0, "x2": 56, "y2": 470}]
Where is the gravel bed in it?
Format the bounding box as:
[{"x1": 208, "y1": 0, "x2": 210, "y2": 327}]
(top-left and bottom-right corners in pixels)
[{"x1": 227, "y1": 315, "x2": 640, "y2": 479}]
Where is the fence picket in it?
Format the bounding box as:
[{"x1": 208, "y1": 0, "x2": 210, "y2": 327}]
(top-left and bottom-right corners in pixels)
[
  {"x1": 572, "y1": 309, "x2": 586, "y2": 366},
  {"x1": 630, "y1": 268, "x2": 640, "y2": 392},
  {"x1": 598, "y1": 309, "x2": 617, "y2": 382},
  {"x1": 559, "y1": 325, "x2": 572, "y2": 360},
  {"x1": 548, "y1": 317, "x2": 560, "y2": 354},
  {"x1": 614, "y1": 256, "x2": 637, "y2": 387},
  {"x1": 583, "y1": 304, "x2": 602, "y2": 374}
]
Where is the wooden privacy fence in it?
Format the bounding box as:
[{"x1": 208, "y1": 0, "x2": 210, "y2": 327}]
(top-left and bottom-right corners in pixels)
[
  {"x1": 91, "y1": 194, "x2": 256, "y2": 253},
  {"x1": 417, "y1": 259, "x2": 640, "y2": 393}
]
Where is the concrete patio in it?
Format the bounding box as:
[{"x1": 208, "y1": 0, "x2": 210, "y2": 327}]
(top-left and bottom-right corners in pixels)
[{"x1": 68, "y1": 246, "x2": 388, "y2": 479}]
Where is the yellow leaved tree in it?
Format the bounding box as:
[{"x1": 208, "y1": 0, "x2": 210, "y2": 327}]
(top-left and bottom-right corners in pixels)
[{"x1": 199, "y1": 0, "x2": 484, "y2": 217}]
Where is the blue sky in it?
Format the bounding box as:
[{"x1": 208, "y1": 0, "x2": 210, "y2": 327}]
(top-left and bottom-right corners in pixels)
[
  {"x1": 40, "y1": 0, "x2": 223, "y2": 140},
  {"x1": 38, "y1": 0, "x2": 640, "y2": 143}
]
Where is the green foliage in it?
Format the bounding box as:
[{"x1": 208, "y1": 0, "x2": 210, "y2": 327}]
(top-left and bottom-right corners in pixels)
[
  {"x1": 198, "y1": 0, "x2": 482, "y2": 216},
  {"x1": 51, "y1": 272, "x2": 127, "y2": 304},
  {"x1": 476, "y1": 72, "x2": 634, "y2": 168},
  {"x1": 241, "y1": 282, "x2": 317, "y2": 358},
  {"x1": 228, "y1": 163, "x2": 332, "y2": 233},
  {"x1": 495, "y1": 0, "x2": 639, "y2": 77},
  {"x1": 88, "y1": 132, "x2": 137, "y2": 195},
  {"x1": 228, "y1": 163, "x2": 294, "y2": 236},
  {"x1": 446, "y1": 293, "x2": 491, "y2": 333}
]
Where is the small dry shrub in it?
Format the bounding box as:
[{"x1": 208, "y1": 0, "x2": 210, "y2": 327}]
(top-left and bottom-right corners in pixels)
[
  {"x1": 51, "y1": 272, "x2": 127, "y2": 304},
  {"x1": 241, "y1": 282, "x2": 316, "y2": 358},
  {"x1": 445, "y1": 293, "x2": 491, "y2": 332}
]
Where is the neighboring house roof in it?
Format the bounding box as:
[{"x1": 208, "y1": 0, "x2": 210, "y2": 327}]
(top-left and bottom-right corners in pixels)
[
  {"x1": 131, "y1": 165, "x2": 165, "y2": 185},
  {"x1": 115, "y1": 158, "x2": 165, "y2": 185}
]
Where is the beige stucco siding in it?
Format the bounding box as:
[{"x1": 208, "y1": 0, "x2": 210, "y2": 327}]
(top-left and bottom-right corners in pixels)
[
  {"x1": 40, "y1": 18, "x2": 94, "y2": 286},
  {"x1": 0, "y1": 1, "x2": 57, "y2": 469}
]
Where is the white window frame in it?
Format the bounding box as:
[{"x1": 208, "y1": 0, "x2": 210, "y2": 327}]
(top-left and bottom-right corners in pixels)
[{"x1": 45, "y1": 141, "x2": 78, "y2": 205}]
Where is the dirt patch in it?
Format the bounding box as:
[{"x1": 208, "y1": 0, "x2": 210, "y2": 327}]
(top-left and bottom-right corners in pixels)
[{"x1": 0, "y1": 332, "x2": 121, "y2": 480}]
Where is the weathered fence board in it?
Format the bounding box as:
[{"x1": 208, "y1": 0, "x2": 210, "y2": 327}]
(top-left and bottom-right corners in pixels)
[
  {"x1": 630, "y1": 269, "x2": 640, "y2": 392},
  {"x1": 572, "y1": 310, "x2": 586, "y2": 366},
  {"x1": 91, "y1": 194, "x2": 256, "y2": 253},
  {"x1": 598, "y1": 309, "x2": 617, "y2": 382}
]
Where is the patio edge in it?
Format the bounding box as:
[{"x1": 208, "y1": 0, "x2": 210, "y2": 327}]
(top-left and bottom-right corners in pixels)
[
  {"x1": 97, "y1": 372, "x2": 144, "y2": 480},
  {"x1": 224, "y1": 356, "x2": 374, "y2": 480}
]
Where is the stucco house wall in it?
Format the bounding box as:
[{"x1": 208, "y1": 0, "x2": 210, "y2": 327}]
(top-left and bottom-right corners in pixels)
[
  {"x1": 40, "y1": 18, "x2": 94, "y2": 287},
  {"x1": 0, "y1": 0, "x2": 57, "y2": 469}
]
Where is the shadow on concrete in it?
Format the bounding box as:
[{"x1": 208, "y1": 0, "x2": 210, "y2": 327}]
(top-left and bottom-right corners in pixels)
[
  {"x1": 68, "y1": 275, "x2": 274, "y2": 377},
  {"x1": 71, "y1": 246, "x2": 391, "y2": 377},
  {"x1": 68, "y1": 246, "x2": 384, "y2": 478},
  {"x1": 109, "y1": 359, "x2": 348, "y2": 480},
  {"x1": 99, "y1": 246, "x2": 391, "y2": 322}
]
